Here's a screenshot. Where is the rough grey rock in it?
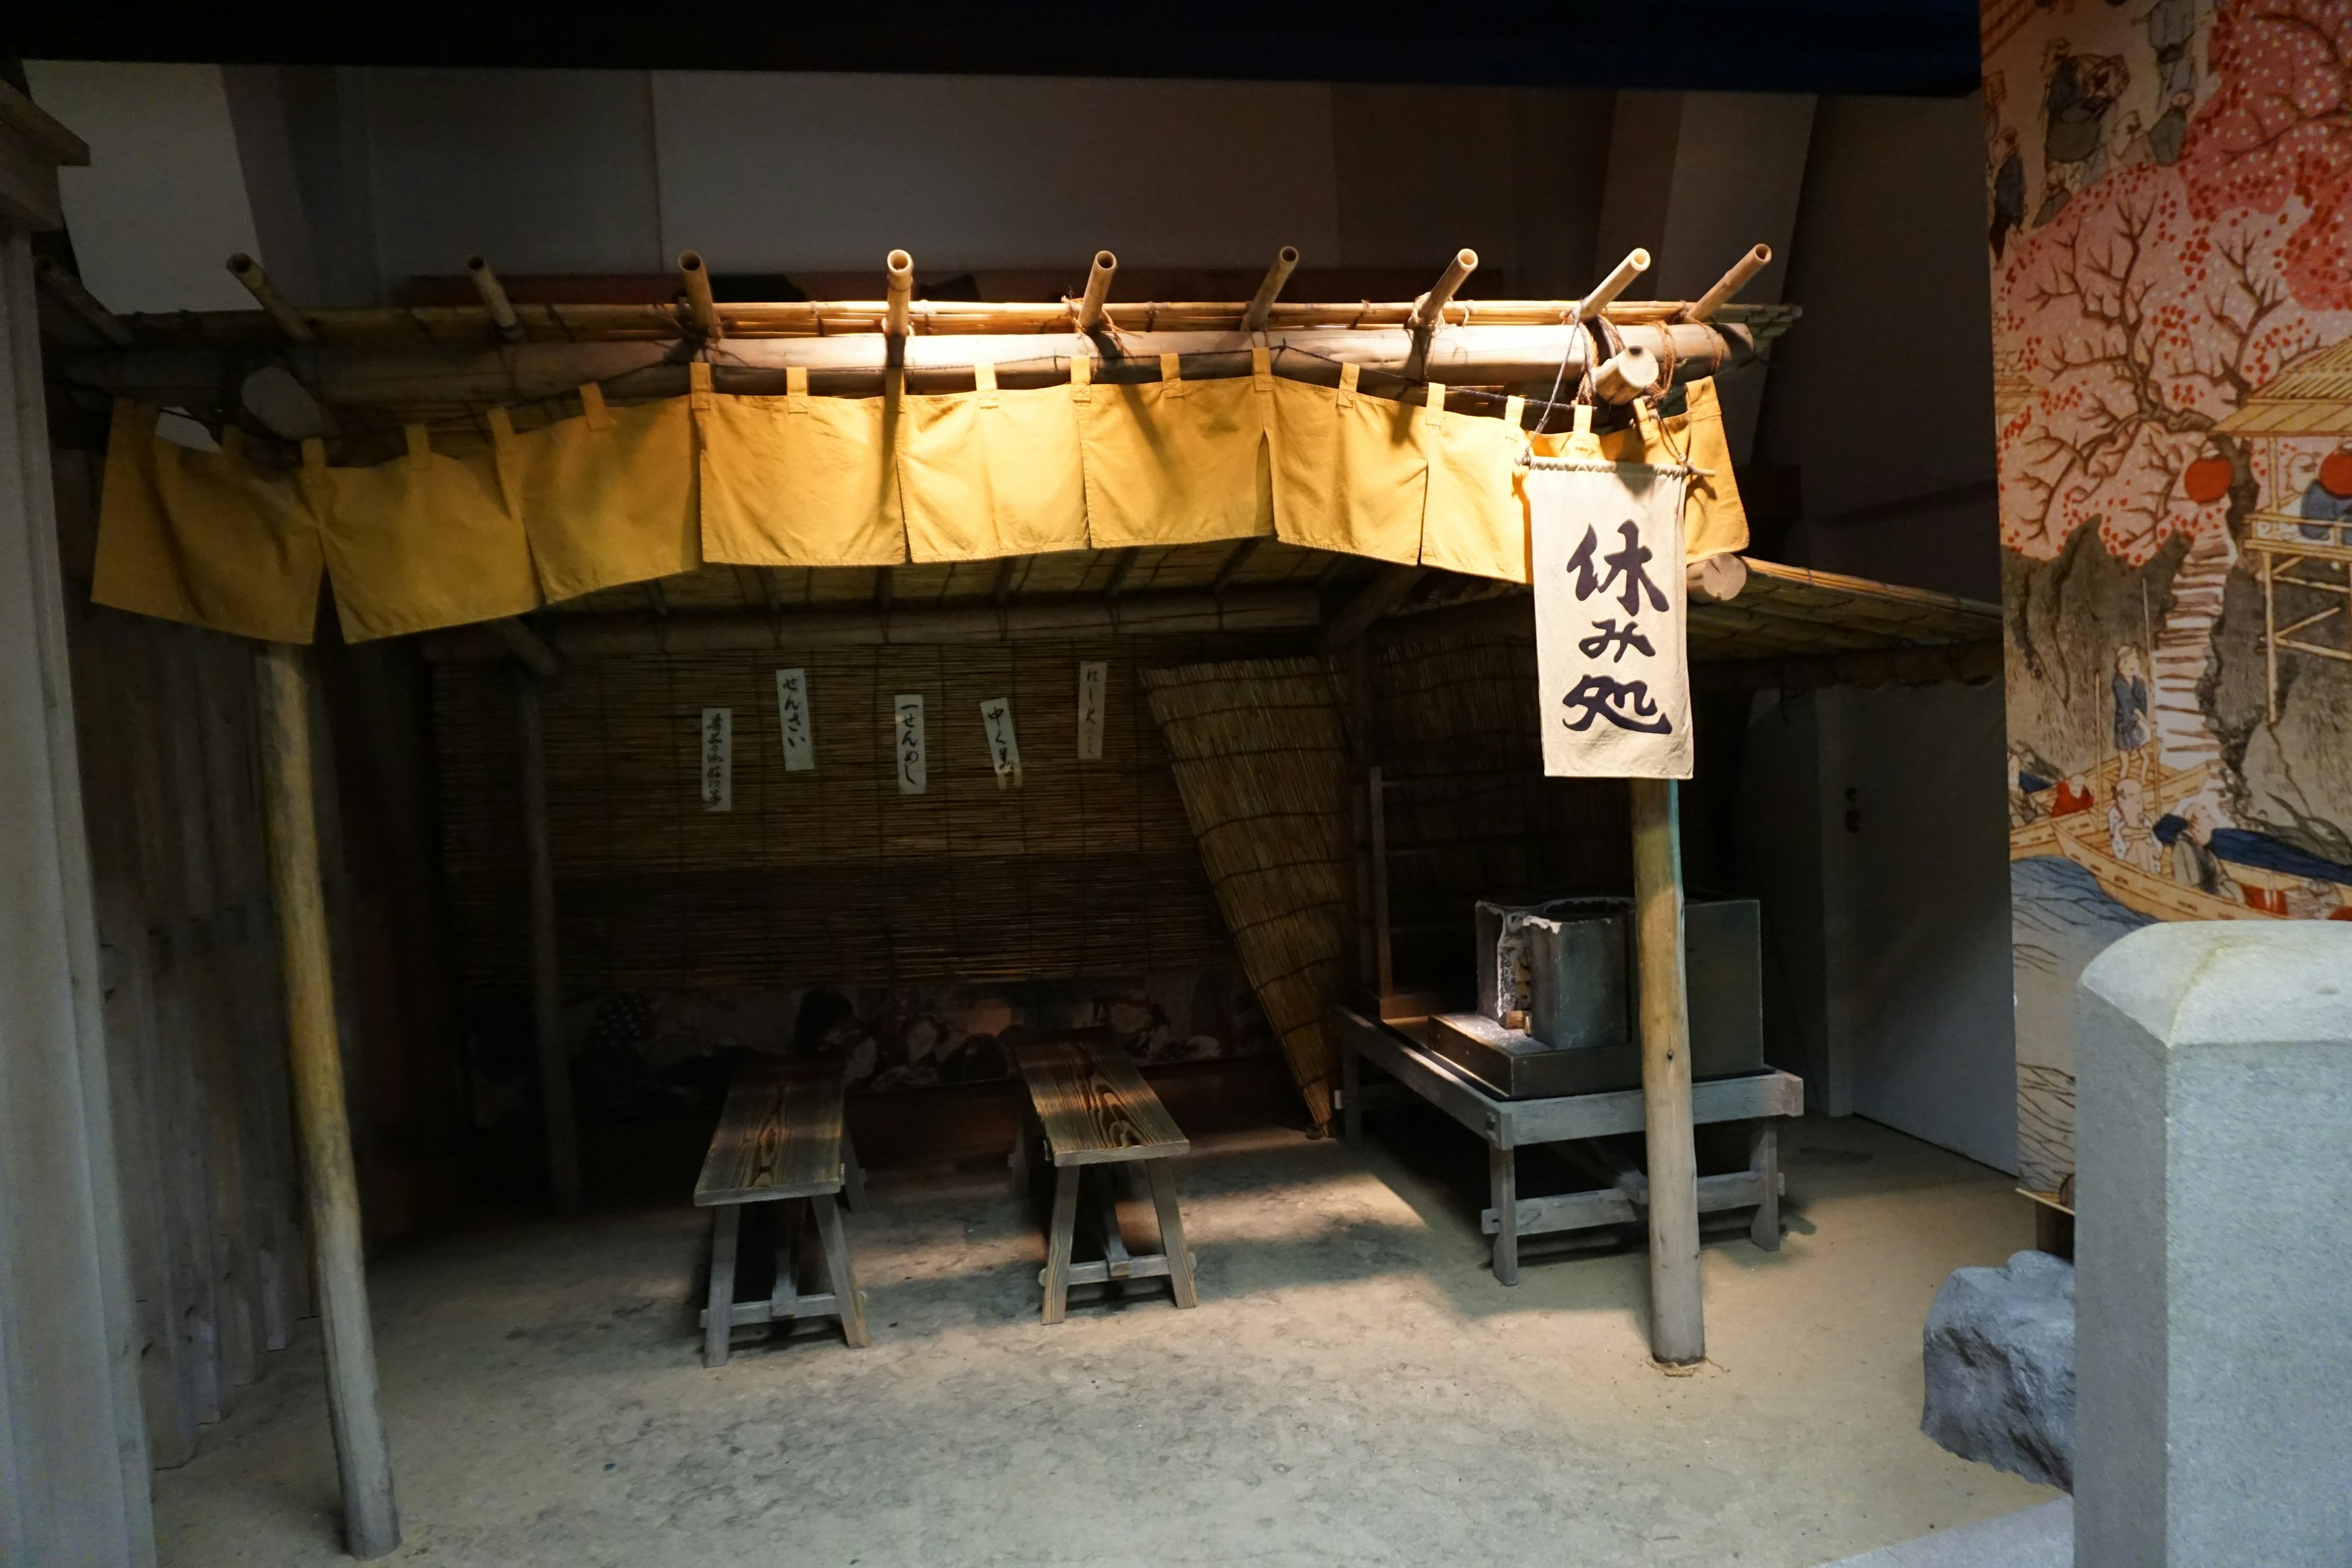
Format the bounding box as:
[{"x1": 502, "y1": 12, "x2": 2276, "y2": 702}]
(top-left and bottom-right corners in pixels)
[{"x1": 1920, "y1": 1249, "x2": 2075, "y2": 1490}]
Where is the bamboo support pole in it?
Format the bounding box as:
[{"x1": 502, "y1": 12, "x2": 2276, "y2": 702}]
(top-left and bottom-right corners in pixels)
[
  {"x1": 515, "y1": 672, "x2": 582, "y2": 1215},
  {"x1": 1683, "y1": 244, "x2": 1773, "y2": 323},
  {"x1": 677, "y1": 251, "x2": 722, "y2": 341},
  {"x1": 1593, "y1": 344, "x2": 1660, "y2": 404},
  {"x1": 1243, "y1": 246, "x2": 1300, "y2": 333},
  {"x1": 464, "y1": 255, "x2": 522, "y2": 342},
  {"x1": 1075, "y1": 250, "x2": 1117, "y2": 334},
  {"x1": 226, "y1": 254, "x2": 315, "y2": 344},
  {"x1": 1408, "y1": 248, "x2": 1479, "y2": 334},
  {"x1": 1578, "y1": 247, "x2": 1651, "y2": 321},
  {"x1": 1629, "y1": 775, "x2": 1704, "y2": 1367},
  {"x1": 66, "y1": 320, "x2": 1742, "y2": 410},
  {"x1": 252, "y1": 644, "x2": 399, "y2": 1557},
  {"x1": 884, "y1": 249, "x2": 913, "y2": 340},
  {"x1": 33, "y1": 256, "x2": 132, "y2": 345}
]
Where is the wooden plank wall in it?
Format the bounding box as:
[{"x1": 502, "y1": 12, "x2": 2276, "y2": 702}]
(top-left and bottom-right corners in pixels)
[{"x1": 48, "y1": 447, "x2": 312, "y2": 1469}]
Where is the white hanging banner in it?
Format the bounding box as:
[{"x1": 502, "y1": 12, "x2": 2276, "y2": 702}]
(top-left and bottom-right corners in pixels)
[
  {"x1": 979, "y1": 696, "x2": 1023, "y2": 788},
  {"x1": 774, "y1": 668, "x2": 815, "y2": 772},
  {"x1": 892, "y1": 694, "x2": 927, "y2": 796},
  {"x1": 698, "y1": 707, "x2": 734, "y2": 811},
  {"x1": 1076, "y1": 661, "x2": 1108, "y2": 761},
  {"x1": 1528, "y1": 457, "x2": 1693, "y2": 780}
]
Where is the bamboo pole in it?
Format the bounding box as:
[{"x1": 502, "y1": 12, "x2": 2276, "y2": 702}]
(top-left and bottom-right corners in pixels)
[
  {"x1": 32, "y1": 256, "x2": 132, "y2": 345},
  {"x1": 1578, "y1": 247, "x2": 1652, "y2": 321},
  {"x1": 515, "y1": 672, "x2": 582, "y2": 1215},
  {"x1": 226, "y1": 254, "x2": 315, "y2": 344},
  {"x1": 1075, "y1": 250, "x2": 1117, "y2": 334},
  {"x1": 464, "y1": 255, "x2": 522, "y2": 342},
  {"x1": 1629, "y1": 775, "x2": 1705, "y2": 1367},
  {"x1": 677, "y1": 251, "x2": 722, "y2": 341},
  {"x1": 1593, "y1": 344, "x2": 1660, "y2": 404},
  {"x1": 1408, "y1": 248, "x2": 1479, "y2": 334},
  {"x1": 1682, "y1": 244, "x2": 1773, "y2": 323},
  {"x1": 884, "y1": 249, "x2": 913, "y2": 339},
  {"x1": 251, "y1": 644, "x2": 399, "y2": 1558},
  {"x1": 65, "y1": 320, "x2": 1741, "y2": 410},
  {"x1": 1243, "y1": 246, "x2": 1300, "y2": 333}
]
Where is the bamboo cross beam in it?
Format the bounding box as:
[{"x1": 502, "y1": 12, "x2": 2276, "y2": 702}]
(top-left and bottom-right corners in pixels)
[
  {"x1": 1243, "y1": 246, "x2": 1300, "y2": 333},
  {"x1": 465, "y1": 255, "x2": 523, "y2": 343},
  {"x1": 226, "y1": 254, "x2": 315, "y2": 343},
  {"x1": 884, "y1": 249, "x2": 913, "y2": 340},
  {"x1": 677, "y1": 251, "x2": 722, "y2": 341},
  {"x1": 1578, "y1": 248, "x2": 1651, "y2": 321},
  {"x1": 1683, "y1": 244, "x2": 1773, "y2": 323},
  {"x1": 1408, "y1": 248, "x2": 1479, "y2": 336},
  {"x1": 1075, "y1": 250, "x2": 1117, "y2": 334}
]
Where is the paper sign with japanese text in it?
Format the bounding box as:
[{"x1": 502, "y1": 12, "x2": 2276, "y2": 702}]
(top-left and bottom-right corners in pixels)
[
  {"x1": 1076, "y1": 661, "x2": 1107, "y2": 761},
  {"x1": 1527, "y1": 458, "x2": 1693, "y2": 779},
  {"x1": 698, "y1": 707, "x2": 734, "y2": 811},
  {"x1": 979, "y1": 697, "x2": 1023, "y2": 788},
  {"x1": 892, "y1": 695, "x2": 926, "y2": 796},
  {"x1": 774, "y1": 668, "x2": 815, "y2": 772}
]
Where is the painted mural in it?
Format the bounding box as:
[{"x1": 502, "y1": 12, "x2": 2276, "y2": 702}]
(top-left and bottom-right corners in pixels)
[{"x1": 1984, "y1": 0, "x2": 2352, "y2": 1196}]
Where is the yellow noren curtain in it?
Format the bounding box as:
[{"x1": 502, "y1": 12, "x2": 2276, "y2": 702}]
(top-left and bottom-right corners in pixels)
[
  {"x1": 319, "y1": 424, "x2": 541, "y2": 642},
  {"x1": 500, "y1": 385, "x2": 699, "y2": 602},
  {"x1": 900, "y1": 360, "x2": 1089, "y2": 563},
  {"x1": 1079, "y1": 350, "x2": 1275, "y2": 549},
  {"x1": 1270, "y1": 362, "x2": 1429, "y2": 565},
  {"x1": 1527, "y1": 375, "x2": 1751, "y2": 563},
  {"x1": 1419, "y1": 385, "x2": 1532, "y2": 583},
  {"x1": 696, "y1": 363, "x2": 908, "y2": 568},
  {"x1": 91, "y1": 399, "x2": 326, "y2": 644}
]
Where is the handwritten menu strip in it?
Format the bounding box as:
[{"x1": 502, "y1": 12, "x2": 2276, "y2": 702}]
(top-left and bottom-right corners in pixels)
[
  {"x1": 1076, "y1": 661, "x2": 1107, "y2": 761},
  {"x1": 979, "y1": 698, "x2": 1023, "y2": 789},
  {"x1": 774, "y1": 668, "x2": 815, "y2": 772},
  {"x1": 893, "y1": 694, "x2": 927, "y2": 796},
  {"x1": 699, "y1": 707, "x2": 734, "y2": 811}
]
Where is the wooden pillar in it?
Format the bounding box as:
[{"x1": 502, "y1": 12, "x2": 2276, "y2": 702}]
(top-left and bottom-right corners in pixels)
[
  {"x1": 516, "y1": 671, "x2": 582, "y2": 1213},
  {"x1": 252, "y1": 644, "x2": 401, "y2": 1559},
  {"x1": 1629, "y1": 776, "x2": 1705, "y2": 1366}
]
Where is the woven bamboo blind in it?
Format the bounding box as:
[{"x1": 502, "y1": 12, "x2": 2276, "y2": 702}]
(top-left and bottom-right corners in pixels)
[{"x1": 432, "y1": 634, "x2": 1287, "y2": 994}]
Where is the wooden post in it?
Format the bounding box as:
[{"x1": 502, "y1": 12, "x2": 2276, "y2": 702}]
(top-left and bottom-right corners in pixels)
[
  {"x1": 516, "y1": 671, "x2": 582, "y2": 1214},
  {"x1": 252, "y1": 644, "x2": 401, "y2": 1559},
  {"x1": 1629, "y1": 775, "x2": 1705, "y2": 1366}
]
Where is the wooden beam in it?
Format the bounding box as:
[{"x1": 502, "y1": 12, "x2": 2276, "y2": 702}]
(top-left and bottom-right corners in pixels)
[
  {"x1": 1629, "y1": 776, "x2": 1703, "y2": 1368},
  {"x1": 1208, "y1": 536, "x2": 1262, "y2": 595},
  {"x1": 487, "y1": 617, "x2": 561, "y2": 678},
  {"x1": 874, "y1": 567, "x2": 894, "y2": 612},
  {"x1": 643, "y1": 580, "x2": 669, "y2": 617},
  {"x1": 1102, "y1": 546, "x2": 1141, "y2": 600},
  {"x1": 516, "y1": 672, "x2": 581, "y2": 1215},
  {"x1": 422, "y1": 587, "x2": 1320, "y2": 662},
  {"x1": 990, "y1": 557, "x2": 1019, "y2": 606},
  {"x1": 1319, "y1": 564, "x2": 1425, "y2": 649},
  {"x1": 252, "y1": 644, "x2": 399, "y2": 1558}
]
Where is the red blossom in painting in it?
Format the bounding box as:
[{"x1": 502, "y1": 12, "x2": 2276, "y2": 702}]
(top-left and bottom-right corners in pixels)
[
  {"x1": 2180, "y1": 0, "x2": 2352, "y2": 311},
  {"x1": 1994, "y1": 162, "x2": 2332, "y2": 562}
]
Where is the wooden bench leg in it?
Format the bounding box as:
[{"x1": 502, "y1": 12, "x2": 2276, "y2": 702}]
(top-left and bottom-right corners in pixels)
[
  {"x1": 773, "y1": 1200, "x2": 802, "y2": 1322},
  {"x1": 1750, "y1": 1121, "x2": 1782, "y2": 1252},
  {"x1": 1095, "y1": 1167, "x2": 1135, "y2": 1279},
  {"x1": 704, "y1": 1204, "x2": 741, "y2": 1367},
  {"x1": 841, "y1": 1129, "x2": 869, "y2": 1212},
  {"x1": 1490, "y1": 1142, "x2": 1519, "y2": 1286},
  {"x1": 1144, "y1": 1159, "x2": 1199, "y2": 1310},
  {"x1": 811, "y1": 1194, "x2": 870, "y2": 1349},
  {"x1": 1041, "y1": 1165, "x2": 1081, "y2": 1325},
  {"x1": 1342, "y1": 1040, "x2": 1363, "y2": 1144}
]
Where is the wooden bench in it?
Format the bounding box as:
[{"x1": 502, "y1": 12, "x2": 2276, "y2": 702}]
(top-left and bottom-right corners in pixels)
[
  {"x1": 693, "y1": 1059, "x2": 870, "y2": 1363},
  {"x1": 1010, "y1": 1036, "x2": 1199, "y2": 1324}
]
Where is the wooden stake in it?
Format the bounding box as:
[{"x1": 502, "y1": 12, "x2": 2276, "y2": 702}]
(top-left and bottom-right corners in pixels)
[
  {"x1": 1577, "y1": 247, "x2": 1652, "y2": 322},
  {"x1": 1629, "y1": 775, "x2": 1703, "y2": 1366},
  {"x1": 252, "y1": 643, "x2": 400, "y2": 1558},
  {"x1": 226, "y1": 254, "x2": 315, "y2": 344},
  {"x1": 1681, "y1": 244, "x2": 1773, "y2": 323},
  {"x1": 677, "y1": 251, "x2": 722, "y2": 342},
  {"x1": 1076, "y1": 250, "x2": 1117, "y2": 335},
  {"x1": 516, "y1": 671, "x2": 582, "y2": 1215},
  {"x1": 1243, "y1": 246, "x2": 1300, "y2": 333},
  {"x1": 884, "y1": 249, "x2": 913, "y2": 340},
  {"x1": 464, "y1": 255, "x2": 522, "y2": 342}
]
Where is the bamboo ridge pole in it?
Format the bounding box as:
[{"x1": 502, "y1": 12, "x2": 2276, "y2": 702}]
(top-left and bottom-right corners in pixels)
[
  {"x1": 69, "y1": 321, "x2": 1742, "y2": 411},
  {"x1": 1682, "y1": 244, "x2": 1772, "y2": 323},
  {"x1": 465, "y1": 255, "x2": 522, "y2": 342},
  {"x1": 516, "y1": 673, "x2": 582, "y2": 1215},
  {"x1": 1630, "y1": 775, "x2": 1704, "y2": 1367},
  {"x1": 252, "y1": 644, "x2": 400, "y2": 1557},
  {"x1": 226, "y1": 254, "x2": 315, "y2": 344},
  {"x1": 677, "y1": 251, "x2": 722, "y2": 341},
  {"x1": 1243, "y1": 246, "x2": 1300, "y2": 333}
]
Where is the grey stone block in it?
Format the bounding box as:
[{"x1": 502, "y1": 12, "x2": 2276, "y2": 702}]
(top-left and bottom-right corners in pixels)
[
  {"x1": 2076, "y1": 922, "x2": 2352, "y2": 1567},
  {"x1": 1920, "y1": 1249, "x2": 2075, "y2": 1489}
]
